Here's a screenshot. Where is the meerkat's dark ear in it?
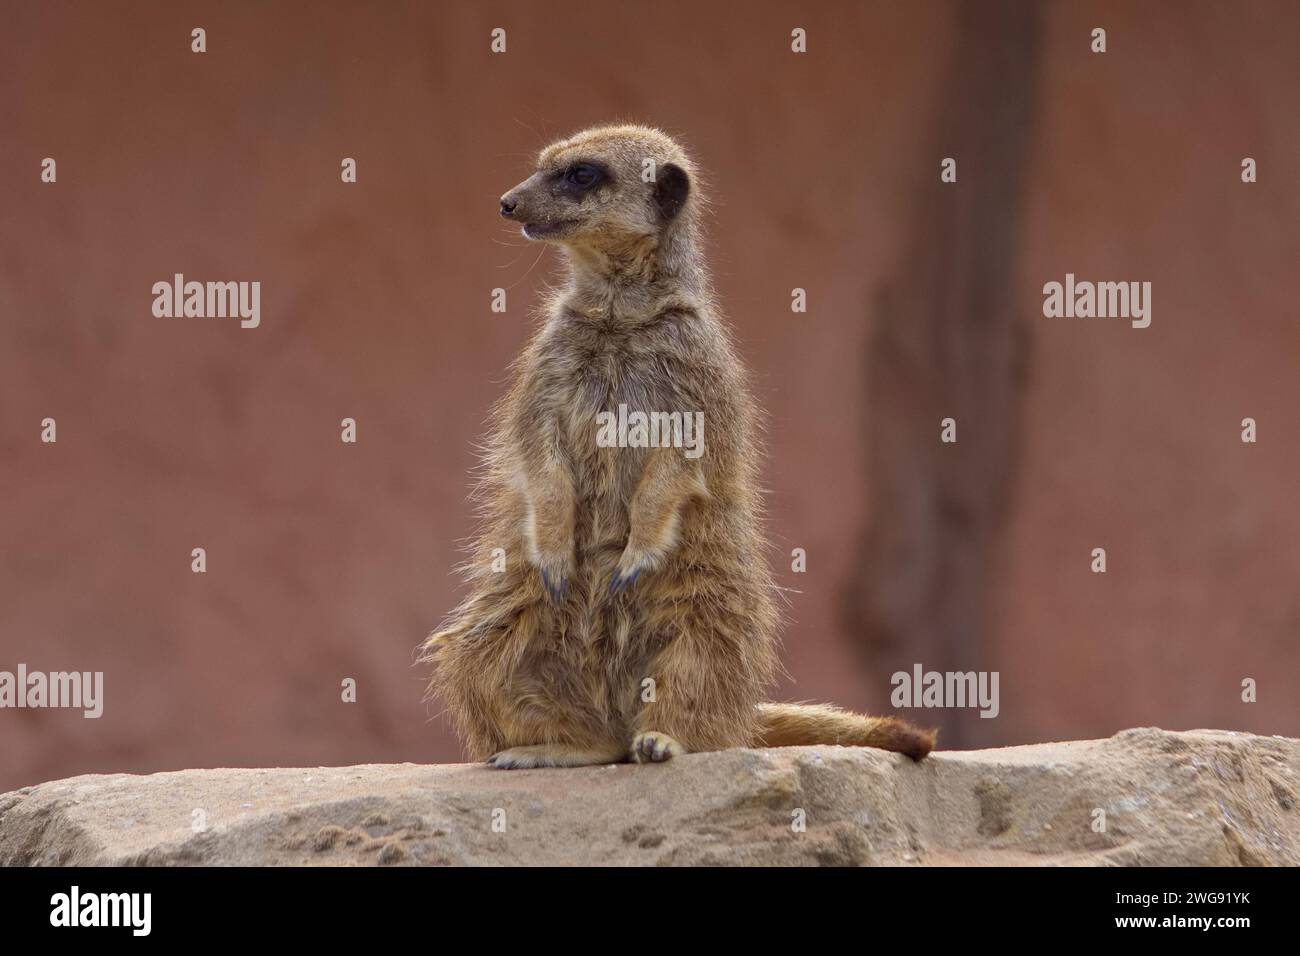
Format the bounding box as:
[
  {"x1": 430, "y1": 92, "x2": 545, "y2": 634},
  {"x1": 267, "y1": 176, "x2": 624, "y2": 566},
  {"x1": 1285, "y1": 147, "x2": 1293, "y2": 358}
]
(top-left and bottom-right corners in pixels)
[{"x1": 654, "y1": 163, "x2": 690, "y2": 220}]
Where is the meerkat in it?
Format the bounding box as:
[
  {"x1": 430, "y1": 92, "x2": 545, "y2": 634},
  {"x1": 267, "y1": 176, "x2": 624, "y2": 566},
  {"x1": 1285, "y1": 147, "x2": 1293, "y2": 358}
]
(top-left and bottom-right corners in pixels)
[{"x1": 421, "y1": 124, "x2": 936, "y2": 769}]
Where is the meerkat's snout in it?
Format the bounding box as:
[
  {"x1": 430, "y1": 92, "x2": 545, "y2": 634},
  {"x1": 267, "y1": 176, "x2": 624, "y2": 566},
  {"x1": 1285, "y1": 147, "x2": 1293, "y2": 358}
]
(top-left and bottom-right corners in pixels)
[
  {"x1": 496, "y1": 181, "x2": 536, "y2": 229},
  {"x1": 497, "y1": 165, "x2": 601, "y2": 242}
]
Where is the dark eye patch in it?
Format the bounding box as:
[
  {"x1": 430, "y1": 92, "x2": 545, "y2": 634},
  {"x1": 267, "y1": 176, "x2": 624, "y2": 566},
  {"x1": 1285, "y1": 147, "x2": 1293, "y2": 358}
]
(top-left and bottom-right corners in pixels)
[{"x1": 557, "y1": 161, "x2": 609, "y2": 194}]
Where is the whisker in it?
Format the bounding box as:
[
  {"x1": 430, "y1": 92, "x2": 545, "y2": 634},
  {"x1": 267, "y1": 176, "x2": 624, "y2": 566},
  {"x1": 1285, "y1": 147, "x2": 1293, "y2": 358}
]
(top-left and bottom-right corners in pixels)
[{"x1": 502, "y1": 244, "x2": 549, "y2": 289}]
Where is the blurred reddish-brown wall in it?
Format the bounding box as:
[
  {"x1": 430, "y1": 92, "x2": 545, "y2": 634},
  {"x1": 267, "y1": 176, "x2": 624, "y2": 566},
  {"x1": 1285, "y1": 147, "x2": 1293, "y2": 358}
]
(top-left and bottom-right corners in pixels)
[{"x1": 2, "y1": 0, "x2": 1297, "y2": 791}]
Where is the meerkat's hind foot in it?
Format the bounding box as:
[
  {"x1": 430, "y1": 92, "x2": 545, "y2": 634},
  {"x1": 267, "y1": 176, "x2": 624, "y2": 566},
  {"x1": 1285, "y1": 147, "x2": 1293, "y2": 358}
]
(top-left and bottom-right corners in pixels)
[
  {"x1": 486, "y1": 744, "x2": 624, "y2": 770},
  {"x1": 631, "y1": 731, "x2": 686, "y2": 764}
]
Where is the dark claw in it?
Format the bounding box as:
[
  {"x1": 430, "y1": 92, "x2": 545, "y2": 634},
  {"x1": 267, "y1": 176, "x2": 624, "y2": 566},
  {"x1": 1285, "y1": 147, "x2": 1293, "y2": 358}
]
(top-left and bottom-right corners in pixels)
[
  {"x1": 540, "y1": 569, "x2": 567, "y2": 603},
  {"x1": 609, "y1": 567, "x2": 641, "y2": 595}
]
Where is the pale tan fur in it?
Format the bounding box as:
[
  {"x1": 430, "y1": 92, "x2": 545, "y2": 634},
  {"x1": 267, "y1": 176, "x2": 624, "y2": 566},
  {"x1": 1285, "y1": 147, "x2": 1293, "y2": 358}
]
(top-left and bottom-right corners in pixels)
[{"x1": 421, "y1": 124, "x2": 935, "y2": 768}]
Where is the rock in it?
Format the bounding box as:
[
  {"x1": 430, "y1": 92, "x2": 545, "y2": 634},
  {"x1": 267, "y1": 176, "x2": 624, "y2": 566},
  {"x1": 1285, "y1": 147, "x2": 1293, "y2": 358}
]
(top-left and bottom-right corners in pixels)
[{"x1": 1, "y1": 728, "x2": 1296, "y2": 866}]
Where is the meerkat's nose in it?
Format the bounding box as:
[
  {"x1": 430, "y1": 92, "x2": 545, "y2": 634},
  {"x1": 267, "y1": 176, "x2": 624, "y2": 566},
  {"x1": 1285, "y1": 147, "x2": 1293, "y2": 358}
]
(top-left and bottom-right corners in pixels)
[{"x1": 500, "y1": 196, "x2": 518, "y2": 218}]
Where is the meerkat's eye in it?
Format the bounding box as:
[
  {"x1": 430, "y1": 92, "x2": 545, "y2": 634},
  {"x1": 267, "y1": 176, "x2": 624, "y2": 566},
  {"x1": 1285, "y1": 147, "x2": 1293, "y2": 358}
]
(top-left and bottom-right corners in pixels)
[{"x1": 564, "y1": 164, "x2": 601, "y2": 188}]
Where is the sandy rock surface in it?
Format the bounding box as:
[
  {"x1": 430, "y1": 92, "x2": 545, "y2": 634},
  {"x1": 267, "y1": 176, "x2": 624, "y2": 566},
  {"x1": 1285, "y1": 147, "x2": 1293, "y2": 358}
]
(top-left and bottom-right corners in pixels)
[{"x1": 2, "y1": 728, "x2": 1296, "y2": 866}]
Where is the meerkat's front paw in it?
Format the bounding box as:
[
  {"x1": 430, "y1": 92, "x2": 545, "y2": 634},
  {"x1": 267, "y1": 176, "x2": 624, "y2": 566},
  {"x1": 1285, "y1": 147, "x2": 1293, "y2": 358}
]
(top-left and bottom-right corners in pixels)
[
  {"x1": 609, "y1": 548, "x2": 660, "y2": 595},
  {"x1": 631, "y1": 731, "x2": 685, "y2": 764},
  {"x1": 524, "y1": 492, "x2": 575, "y2": 603},
  {"x1": 532, "y1": 554, "x2": 571, "y2": 603}
]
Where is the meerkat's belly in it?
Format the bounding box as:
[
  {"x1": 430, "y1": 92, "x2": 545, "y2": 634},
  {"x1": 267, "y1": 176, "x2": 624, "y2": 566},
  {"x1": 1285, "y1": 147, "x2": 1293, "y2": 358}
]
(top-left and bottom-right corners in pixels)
[
  {"x1": 558, "y1": 369, "x2": 653, "y2": 563},
  {"x1": 571, "y1": 448, "x2": 640, "y2": 576}
]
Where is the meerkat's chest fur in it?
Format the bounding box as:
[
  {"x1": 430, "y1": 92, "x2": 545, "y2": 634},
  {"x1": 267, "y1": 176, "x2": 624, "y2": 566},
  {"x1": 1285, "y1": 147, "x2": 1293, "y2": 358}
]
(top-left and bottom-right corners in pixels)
[{"x1": 527, "y1": 306, "x2": 705, "y2": 547}]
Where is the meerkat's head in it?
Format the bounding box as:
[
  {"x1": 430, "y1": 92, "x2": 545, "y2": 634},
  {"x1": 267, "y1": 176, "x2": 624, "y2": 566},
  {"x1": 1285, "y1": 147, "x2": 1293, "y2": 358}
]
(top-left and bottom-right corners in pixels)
[{"x1": 499, "y1": 124, "x2": 696, "y2": 251}]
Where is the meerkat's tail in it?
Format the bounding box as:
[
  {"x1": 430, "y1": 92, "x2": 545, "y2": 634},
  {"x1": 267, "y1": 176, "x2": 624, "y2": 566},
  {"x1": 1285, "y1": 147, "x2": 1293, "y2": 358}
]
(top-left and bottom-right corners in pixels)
[{"x1": 754, "y1": 702, "x2": 937, "y2": 761}]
